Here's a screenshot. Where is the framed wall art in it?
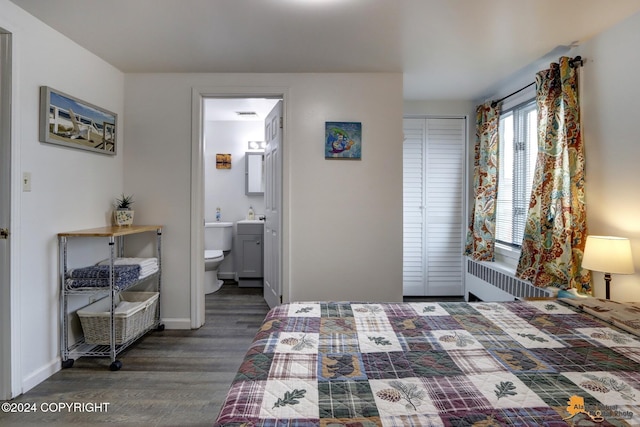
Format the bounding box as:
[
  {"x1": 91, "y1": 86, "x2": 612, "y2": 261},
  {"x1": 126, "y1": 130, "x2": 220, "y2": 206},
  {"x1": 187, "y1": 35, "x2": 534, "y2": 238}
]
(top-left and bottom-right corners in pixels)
[
  {"x1": 325, "y1": 121, "x2": 362, "y2": 159},
  {"x1": 216, "y1": 153, "x2": 232, "y2": 169},
  {"x1": 39, "y1": 86, "x2": 117, "y2": 155}
]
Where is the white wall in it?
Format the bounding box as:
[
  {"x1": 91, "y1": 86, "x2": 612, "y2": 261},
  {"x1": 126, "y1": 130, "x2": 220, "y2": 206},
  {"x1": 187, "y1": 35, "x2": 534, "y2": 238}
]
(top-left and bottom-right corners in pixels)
[
  {"x1": 403, "y1": 100, "x2": 474, "y2": 118},
  {"x1": 1, "y1": 0, "x2": 124, "y2": 394},
  {"x1": 575, "y1": 11, "x2": 640, "y2": 300},
  {"x1": 287, "y1": 75, "x2": 403, "y2": 302},
  {"x1": 124, "y1": 72, "x2": 404, "y2": 324},
  {"x1": 204, "y1": 120, "x2": 266, "y2": 276}
]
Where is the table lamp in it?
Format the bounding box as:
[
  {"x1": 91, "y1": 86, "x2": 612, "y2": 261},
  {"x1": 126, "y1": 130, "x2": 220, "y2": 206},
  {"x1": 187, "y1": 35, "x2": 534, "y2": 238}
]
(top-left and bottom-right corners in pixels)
[{"x1": 581, "y1": 235, "x2": 635, "y2": 299}]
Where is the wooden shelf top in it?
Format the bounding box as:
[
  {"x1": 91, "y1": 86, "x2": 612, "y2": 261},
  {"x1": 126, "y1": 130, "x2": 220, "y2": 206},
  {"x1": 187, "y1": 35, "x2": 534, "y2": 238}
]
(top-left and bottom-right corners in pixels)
[{"x1": 58, "y1": 225, "x2": 163, "y2": 237}]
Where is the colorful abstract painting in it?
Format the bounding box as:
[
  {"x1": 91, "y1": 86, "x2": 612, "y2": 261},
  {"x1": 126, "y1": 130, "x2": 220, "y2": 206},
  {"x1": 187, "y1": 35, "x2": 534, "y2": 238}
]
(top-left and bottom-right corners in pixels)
[{"x1": 325, "y1": 121, "x2": 362, "y2": 159}]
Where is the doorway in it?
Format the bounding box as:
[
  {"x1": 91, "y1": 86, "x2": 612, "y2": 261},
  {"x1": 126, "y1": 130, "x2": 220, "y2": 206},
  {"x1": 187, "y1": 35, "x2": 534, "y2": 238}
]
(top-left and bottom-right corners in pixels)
[{"x1": 191, "y1": 88, "x2": 286, "y2": 327}]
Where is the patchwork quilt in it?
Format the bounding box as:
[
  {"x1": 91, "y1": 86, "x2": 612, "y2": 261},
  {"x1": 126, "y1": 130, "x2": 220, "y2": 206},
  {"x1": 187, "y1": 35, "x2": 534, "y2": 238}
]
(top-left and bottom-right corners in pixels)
[{"x1": 214, "y1": 301, "x2": 640, "y2": 426}]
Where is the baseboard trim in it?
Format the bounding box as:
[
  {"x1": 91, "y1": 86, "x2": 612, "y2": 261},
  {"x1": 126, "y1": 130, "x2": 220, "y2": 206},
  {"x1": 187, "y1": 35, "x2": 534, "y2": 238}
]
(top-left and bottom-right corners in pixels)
[
  {"x1": 161, "y1": 317, "x2": 192, "y2": 330},
  {"x1": 22, "y1": 358, "x2": 59, "y2": 395}
]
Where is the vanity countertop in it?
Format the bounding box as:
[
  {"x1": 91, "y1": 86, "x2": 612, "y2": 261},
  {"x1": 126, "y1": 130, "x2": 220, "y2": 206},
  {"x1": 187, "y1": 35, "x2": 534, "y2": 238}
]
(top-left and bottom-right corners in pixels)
[{"x1": 237, "y1": 219, "x2": 264, "y2": 225}]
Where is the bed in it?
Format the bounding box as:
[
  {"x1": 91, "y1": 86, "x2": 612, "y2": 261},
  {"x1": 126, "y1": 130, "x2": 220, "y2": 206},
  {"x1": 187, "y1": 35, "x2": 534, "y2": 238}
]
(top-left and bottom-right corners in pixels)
[{"x1": 214, "y1": 299, "x2": 640, "y2": 426}]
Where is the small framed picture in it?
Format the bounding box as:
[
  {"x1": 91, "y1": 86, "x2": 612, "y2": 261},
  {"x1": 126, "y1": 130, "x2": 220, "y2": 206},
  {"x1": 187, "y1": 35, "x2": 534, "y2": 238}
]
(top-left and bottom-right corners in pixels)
[
  {"x1": 325, "y1": 122, "x2": 362, "y2": 159},
  {"x1": 216, "y1": 154, "x2": 232, "y2": 169}
]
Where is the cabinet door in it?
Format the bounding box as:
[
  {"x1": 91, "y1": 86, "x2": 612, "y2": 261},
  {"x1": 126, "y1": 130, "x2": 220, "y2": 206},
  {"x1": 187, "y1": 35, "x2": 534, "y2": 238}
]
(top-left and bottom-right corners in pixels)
[{"x1": 238, "y1": 234, "x2": 263, "y2": 278}]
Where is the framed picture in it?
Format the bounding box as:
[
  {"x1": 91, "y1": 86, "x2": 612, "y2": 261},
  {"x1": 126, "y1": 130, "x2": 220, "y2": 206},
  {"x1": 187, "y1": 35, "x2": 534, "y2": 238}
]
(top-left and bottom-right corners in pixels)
[
  {"x1": 325, "y1": 121, "x2": 362, "y2": 159},
  {"x1": 39, "y1": 86, "x2": 117, "y2": 155},
  {"x1": 216, "y1": 153, "x2": 232, "y2": 169}
]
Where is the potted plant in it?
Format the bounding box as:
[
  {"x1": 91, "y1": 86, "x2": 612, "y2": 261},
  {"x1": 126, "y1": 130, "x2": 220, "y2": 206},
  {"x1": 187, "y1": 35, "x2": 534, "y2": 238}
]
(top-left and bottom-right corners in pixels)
[{"x1": 113, "y1": 193, "x2": 135, "y2": 226}]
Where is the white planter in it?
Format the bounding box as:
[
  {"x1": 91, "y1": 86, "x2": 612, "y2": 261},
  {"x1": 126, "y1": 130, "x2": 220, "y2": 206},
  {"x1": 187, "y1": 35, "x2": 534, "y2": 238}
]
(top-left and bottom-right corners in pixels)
[{"x1": 114, "y1": 209, "x2": 134, "y2": 226}]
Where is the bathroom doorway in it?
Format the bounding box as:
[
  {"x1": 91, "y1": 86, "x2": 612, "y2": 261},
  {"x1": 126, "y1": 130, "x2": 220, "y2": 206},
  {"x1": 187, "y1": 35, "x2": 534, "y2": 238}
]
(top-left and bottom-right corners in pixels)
[
  {"x1": 202, "y1": 97, "x2": 279, "y2": 282},
  {"x1": 192, "y1": 90, "x2": 285, "y2": 326}
]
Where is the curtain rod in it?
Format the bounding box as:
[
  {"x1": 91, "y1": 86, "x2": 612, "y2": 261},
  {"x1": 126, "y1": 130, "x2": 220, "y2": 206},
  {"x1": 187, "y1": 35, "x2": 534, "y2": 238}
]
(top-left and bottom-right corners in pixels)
[{"x1": 490, "y1": 56, "x2": 583, "y2": 108}]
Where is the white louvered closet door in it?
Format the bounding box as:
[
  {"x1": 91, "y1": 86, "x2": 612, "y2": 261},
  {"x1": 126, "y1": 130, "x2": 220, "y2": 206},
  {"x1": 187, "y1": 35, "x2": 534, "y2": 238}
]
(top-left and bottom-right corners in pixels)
[{"x1": 403, "y1": 118, "x2": 466, "y2": 296}]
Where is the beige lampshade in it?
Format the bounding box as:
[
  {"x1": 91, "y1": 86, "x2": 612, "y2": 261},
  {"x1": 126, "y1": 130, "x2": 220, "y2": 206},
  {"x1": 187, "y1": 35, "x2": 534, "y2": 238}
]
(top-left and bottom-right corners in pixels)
[{"x1": 582, "y1": 235, "x2": 635, "y2": 274}]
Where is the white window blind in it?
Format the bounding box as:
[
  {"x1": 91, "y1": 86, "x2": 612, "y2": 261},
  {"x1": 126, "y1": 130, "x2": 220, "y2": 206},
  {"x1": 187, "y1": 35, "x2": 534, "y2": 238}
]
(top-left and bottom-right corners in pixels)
[{"x1": 496, "y1": 99, "x2": 537, "y2": 247}]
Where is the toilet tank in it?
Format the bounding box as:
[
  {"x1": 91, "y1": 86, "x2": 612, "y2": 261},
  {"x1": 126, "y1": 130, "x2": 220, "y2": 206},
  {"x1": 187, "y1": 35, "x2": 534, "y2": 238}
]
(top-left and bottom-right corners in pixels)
[{"x1": 204, "y1": 222, "x2": 233, "y2": 251}]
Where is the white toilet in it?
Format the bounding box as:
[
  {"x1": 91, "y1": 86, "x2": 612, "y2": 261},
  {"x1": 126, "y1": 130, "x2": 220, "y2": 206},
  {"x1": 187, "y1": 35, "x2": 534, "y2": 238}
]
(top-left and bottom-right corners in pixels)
[{"x1": 204, "y1": 222, "x2": 233, "y2": 294}]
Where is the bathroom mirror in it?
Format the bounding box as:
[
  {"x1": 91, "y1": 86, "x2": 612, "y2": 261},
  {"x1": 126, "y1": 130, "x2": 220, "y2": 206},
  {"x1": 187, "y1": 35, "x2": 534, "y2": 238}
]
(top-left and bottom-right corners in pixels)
[{"x1": 245, "y1": 152, "x2": 264, "y2": 195}]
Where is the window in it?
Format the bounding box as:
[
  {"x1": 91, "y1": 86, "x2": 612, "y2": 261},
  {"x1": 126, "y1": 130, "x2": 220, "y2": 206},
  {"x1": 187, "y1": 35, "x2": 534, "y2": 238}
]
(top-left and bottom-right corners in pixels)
[{"x1": 495, "y1": 99, "x2": 537, "y2": 248}]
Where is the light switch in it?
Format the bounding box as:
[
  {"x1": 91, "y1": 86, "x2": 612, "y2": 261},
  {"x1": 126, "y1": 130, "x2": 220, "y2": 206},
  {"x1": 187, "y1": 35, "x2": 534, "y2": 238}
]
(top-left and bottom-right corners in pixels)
[{"x1": 23, "y1": 172, "x2": 31, "y2": 192}]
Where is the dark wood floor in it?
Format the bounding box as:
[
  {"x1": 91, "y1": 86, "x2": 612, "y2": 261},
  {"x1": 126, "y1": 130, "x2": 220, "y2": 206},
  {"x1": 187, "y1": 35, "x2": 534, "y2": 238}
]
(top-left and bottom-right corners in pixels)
[
  {"x1": 0, "y1": 282, "x2": 269, "y2": 427},
  {"x1": 1, "y1": 284, "x2": 463, "y2": 426}
]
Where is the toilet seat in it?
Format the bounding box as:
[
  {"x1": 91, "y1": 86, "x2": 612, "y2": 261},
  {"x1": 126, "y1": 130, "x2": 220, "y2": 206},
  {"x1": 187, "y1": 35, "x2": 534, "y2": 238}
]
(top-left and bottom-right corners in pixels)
[{"x1": 205, "y1": 249, "x2": 224, "y2": 260}]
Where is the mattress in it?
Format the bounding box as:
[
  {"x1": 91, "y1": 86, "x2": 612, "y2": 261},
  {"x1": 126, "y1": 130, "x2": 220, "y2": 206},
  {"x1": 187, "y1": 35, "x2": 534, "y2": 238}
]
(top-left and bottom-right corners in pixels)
[{"x1": 214, "y1": 300, "x2": 640, "y2": 426}]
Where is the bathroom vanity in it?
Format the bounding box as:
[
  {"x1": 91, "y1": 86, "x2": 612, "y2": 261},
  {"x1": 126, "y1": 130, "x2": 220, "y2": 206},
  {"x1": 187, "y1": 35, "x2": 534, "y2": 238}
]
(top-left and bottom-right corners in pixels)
[{"x1": 235, "y1": 220, "x2": 264, "y2": 287}]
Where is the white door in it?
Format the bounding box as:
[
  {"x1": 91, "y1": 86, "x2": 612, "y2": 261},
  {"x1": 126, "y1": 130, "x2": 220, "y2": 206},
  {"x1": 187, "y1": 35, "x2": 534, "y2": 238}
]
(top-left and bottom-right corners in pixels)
[
  {"x1": 0, "y1": 30, "x2": 12, "y2": 400},
  {"x1": 403, "y1": 117, "x2": 466, "y2": 296},
  {"x1": 263, "y1": 101, "x2": 282, "y2": 308}
]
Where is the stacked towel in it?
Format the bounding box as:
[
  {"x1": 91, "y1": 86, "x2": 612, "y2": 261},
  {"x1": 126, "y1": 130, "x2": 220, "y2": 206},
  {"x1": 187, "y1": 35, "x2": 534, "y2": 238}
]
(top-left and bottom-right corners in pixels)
[
  {"x1": 66, "y1": 265, "x2": 141, "y2": 289},
  {"x1": 97, "y1": 257, "x2": 159, "y2": 279}
]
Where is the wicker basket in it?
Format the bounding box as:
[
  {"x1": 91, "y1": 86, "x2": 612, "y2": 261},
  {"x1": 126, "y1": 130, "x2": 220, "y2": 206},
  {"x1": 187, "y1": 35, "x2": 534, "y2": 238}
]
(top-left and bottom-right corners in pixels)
[{"x1": 77, "y1": 292, "x2": 159, "y2": 345}]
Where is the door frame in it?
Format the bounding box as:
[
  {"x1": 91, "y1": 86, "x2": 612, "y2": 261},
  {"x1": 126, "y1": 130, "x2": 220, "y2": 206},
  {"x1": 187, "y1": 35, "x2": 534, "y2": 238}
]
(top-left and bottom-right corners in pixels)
[
  {"x1": 1, "y1": 28, "x2": 21, "y2": 400},
  {"x1": 190, "y1": 86, "x2": 289, "y2": 327}
]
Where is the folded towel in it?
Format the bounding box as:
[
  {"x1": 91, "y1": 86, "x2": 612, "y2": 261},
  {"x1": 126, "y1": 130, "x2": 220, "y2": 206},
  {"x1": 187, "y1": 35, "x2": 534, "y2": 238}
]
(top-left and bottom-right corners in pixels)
[
  {"x1": 96, "y1": 258, "x2": 158, "y2": 279},
  {"x1": 138, "y1": 267, "x2": 158, "y2": 280},
  {"x1": 65, "y1": 265, "x2": 141, "y2": 289},
  {"x1": 97, "y1": 257, "x2": 158, "y2": 268},
  {"x1": 68, "y1": 264, "x2": 141, "y2": 279}
]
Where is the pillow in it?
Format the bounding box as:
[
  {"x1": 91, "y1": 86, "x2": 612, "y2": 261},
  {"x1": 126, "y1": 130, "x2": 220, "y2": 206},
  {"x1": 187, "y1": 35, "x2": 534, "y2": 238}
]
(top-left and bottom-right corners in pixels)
[{"x1": 559, "y1": 297, "x2": 640, "y2": 337}]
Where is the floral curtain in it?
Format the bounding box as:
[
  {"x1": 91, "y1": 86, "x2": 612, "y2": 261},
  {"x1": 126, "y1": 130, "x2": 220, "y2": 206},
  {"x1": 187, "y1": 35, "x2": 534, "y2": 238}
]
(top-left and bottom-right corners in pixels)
[
  {"x1": 464, "y1": 102, "x2": 500, "y2": 261},
  {"x1": 516, "y1": 57, "x2": 590, "y2": 292}
]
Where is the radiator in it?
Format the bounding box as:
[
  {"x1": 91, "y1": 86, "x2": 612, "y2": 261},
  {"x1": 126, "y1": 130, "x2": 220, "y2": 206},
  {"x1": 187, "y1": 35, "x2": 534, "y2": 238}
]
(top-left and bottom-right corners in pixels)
[{"x1": 465, "y1": 258, "x2": 551, "y2": 301}]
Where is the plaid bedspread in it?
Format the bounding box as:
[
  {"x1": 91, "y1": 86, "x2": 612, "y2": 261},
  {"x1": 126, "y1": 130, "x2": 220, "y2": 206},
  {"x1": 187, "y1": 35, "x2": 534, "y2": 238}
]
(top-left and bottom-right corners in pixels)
[{"x1": 214, "y1": 301, "x2": 640, "y2": 426}]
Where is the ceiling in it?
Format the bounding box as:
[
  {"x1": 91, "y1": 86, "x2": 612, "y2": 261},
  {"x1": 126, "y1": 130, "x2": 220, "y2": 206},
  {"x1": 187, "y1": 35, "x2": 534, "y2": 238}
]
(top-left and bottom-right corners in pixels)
[
  {"x1": 204, "y1": 98, "x2": 280, "y2": 122},
  {"x1": 9, "y1": 0, "x2": 640, "y2": 102}
]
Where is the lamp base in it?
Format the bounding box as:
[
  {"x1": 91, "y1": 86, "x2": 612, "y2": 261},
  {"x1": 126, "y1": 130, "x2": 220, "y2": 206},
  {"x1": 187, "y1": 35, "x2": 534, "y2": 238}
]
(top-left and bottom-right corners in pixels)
[{"x1": 605, "y1": 272, "x2": 612, "y2": 300}]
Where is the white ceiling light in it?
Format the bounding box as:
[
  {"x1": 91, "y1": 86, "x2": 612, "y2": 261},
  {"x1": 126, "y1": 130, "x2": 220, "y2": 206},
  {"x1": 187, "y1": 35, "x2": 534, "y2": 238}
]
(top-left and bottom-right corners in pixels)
[{"x1": 248, "y1": 141, "x2": 266, "y2": 150}]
